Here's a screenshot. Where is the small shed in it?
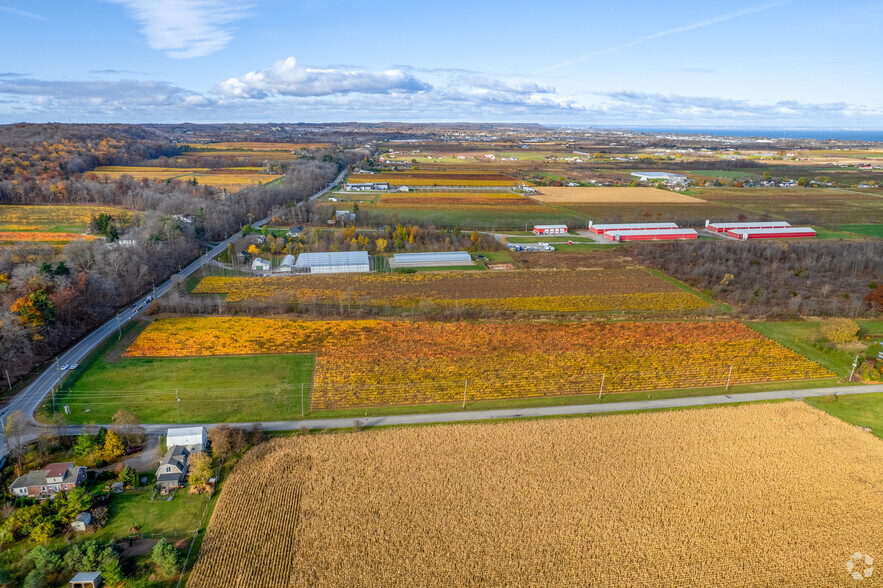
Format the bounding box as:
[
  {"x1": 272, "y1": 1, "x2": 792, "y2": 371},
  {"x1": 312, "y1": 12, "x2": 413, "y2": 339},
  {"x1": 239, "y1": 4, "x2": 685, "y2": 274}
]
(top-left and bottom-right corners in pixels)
[
  {"x1": 533, "y1": 224, "x2": 568, "y2": 235},
  {"x1": 167, "y1": 427, "x2": 207, "y2": 453},
  {"x1": 70, "y1": 572, "x2": 102, "y2": 588},
  {"x1": 251, "y1": 257, "x2": 271, "y2": 272},
  {"x1": 71, "y1": 512, "x2": 91, "y2": 532}
]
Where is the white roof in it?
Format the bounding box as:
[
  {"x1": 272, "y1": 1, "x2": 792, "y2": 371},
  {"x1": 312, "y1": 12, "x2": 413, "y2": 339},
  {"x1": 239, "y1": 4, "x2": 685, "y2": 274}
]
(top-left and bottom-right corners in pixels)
[
  {"x1": 295, "y1": 251, "x2": 370, "y2": 268},
  {"x1": 708, "y1": 221, "x2": 791, "y2": 229},
  {"x1": 631, "y1": 171, "x2": 687, "y2": 179},
  {"x1": 592, "y1": 222, "x2": 679, "y2": 231},
  {"x1": 727, "y1": 227, "x2": 815, "y2": 235},
  {"x1": 393, "y1": 251, "x2": 471, "y2": 264},
  {"x1": 252, "y1": 257, "x2": 270, "y2": 265},
  {"x1": 607, "y1": 228, "x2": 698, "y2": 236},
  {"x1": 70, "y1": 572, "x2": 102, "y2": 582},
  {"x1": 281, "y1": 254, "x2": 296, "y2": 266},
  {"x1": 168, "y1": 427, "x2": 206, "y2": 438},
  {"x1": 534, "y1": 224, "x2": 568, "y2": 230}
]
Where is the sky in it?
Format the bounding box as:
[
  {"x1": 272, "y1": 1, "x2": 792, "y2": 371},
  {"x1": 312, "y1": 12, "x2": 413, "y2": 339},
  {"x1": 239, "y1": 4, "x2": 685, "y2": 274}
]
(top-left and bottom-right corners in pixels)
[{"x1": 0, "y1": 0, "x2": 881, "y2": 128}]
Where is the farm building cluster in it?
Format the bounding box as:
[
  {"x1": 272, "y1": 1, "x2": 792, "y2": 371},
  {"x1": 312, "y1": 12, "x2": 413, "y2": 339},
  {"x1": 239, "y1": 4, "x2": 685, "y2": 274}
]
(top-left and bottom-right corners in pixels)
[
  {"x1": 249, "y1": 250, "x2": 481, "y2": 275},
  {"x1": 590, "y1": 222, "x2": 698, "y2": 242},
  {"x1": 705, "y1": 220, "x2": 816, "y2": 239}
]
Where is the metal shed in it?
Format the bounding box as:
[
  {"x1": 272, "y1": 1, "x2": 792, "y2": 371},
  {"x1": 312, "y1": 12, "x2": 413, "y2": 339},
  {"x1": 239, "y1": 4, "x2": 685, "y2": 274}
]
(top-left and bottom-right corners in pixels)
[
  {"x1": 390, "y1": 251, "x2": 473, "y2": 268},
  {"x1": 295, "y1": 251, "x2": 370, "y2": 274}
]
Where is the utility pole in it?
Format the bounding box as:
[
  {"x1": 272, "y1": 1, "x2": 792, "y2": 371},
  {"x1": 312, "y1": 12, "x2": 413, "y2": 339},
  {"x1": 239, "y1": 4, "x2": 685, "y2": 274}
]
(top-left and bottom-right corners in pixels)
[
  {"x1": 462, "y1": 379, "x2": 468, "y2": 408},
  {"x1": 4, "y1": 369, "x2": 11, "y2": 391},
  {"x1": 849, "y1": 355, "x2": 860, "y2": 382},
  {"x1": 116, "y1": 313, "x2": 122, "y2": 339},
  {"x1": 725, "y1": 365, "x2": 733, "y2": 391},
  {"x1": 598, "y1": 373, "x2": 605, "y2": 400},
  {"x1": 51, "y1": 387, "x2": 56, "y2": 413},
  {"x1": 176, "y1": 390, "x2": 181, "y2": 422},
  {"x1": 301, "y1": 383, "x2": 305, "y2": 417}
]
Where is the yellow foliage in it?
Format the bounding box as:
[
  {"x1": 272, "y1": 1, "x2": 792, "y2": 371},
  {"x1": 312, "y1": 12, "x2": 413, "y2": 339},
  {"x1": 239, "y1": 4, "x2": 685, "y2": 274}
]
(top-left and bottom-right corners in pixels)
[{"x1": 819, "y1": 318, "x2": 860, "y2": 343}]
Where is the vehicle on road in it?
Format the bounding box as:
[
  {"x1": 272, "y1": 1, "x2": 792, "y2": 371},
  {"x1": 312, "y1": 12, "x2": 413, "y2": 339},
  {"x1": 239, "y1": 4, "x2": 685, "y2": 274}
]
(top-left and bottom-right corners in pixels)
[
  {"x1": 123, "y1": 446, "x2": 142, "y2": 456},
  {"x1": 60, "y1": 364, "x2": 69, "y2": 370},
  {"x1": 69, "y1": 363, "x2": 78, "y2": 370}
]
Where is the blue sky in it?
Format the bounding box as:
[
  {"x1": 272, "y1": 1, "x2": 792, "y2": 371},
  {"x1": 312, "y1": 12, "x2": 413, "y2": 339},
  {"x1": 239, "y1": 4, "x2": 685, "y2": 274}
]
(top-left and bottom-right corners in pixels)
[{"x1": 0, "y1": 0, "x2": 881, "y2": 127}]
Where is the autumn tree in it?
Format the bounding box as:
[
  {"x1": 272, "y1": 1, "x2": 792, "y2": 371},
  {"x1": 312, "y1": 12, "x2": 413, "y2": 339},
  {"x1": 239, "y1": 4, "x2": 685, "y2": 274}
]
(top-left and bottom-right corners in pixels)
[
  {"x1": 188, "y1": 452, "x2": 213, "y2": 488},
  {"x1": 820, "y1": 318, "x2": 860, "y2": 343},
  {"x1": 112, "y1": 408, "x2": 144, "y2": 447},
  {"x1": 5, "y1": 411, "x2": 31, "y2": 469},
  {"x1": 101, "y1": 430, "x2": 124, "y2": 460}
]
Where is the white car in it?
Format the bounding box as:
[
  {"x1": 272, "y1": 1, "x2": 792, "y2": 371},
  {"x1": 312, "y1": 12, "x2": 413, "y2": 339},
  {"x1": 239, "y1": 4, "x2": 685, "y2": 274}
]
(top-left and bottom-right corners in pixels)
[
  {"x1": 60, "y1": 364, "x2": 69, "y2": 370},
  {"x1": 70, "y1": 363, "x2": 79, "y2": 370}
]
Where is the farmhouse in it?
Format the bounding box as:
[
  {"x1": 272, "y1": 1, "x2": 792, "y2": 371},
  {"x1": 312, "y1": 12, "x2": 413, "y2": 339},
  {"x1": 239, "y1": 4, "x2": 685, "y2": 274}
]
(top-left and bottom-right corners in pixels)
[
  {"x1": 335, "y1": 210, "x2": 357, "y2": 222},
  {"x1": 295, "y1": 251, "x2": 370, "y2": 274},
  {"x1": 167, "y1": 426, "x2": 207, "y2": 452},
  {"x1": 533, "y1": 224, "x2": 568, "y2": 235},
  {"x1": 156, "y1": 445, "x2": 190, "y2": 491},
  {"x1": 10, "y1": 462, "x2": 87, "y2": 499},
  {"x1": 251, "y1": 257, "x2": 271, "y2": 272},
  {"x1": 389, "y1": 251, "x2": 474, "y2": 269}
]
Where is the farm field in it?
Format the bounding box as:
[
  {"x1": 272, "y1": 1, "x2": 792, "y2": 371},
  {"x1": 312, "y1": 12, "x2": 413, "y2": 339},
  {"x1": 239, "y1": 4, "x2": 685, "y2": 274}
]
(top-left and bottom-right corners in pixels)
[
  {"x1": 192, "y1": 268, "x2": 710, "y2": 312},
  {"x1": 696, "y1": 187, "x2": 883, "y2": 224},
  {"x1": 534, "y1": 186, "x2": 707, "y2": 204},
  {"x1": 181, "y1": 141, "x2": 330, "y2": 151},
  {"x1": 0, "y1": 231, "x2": 99, "y2": 243},
  {"x1": 0, "y1": 204, "x2": 129, "y2": 233},
  {"x1": 374, "y1": 191, "x2": 535, "y2": 208},
  {"x1": 123, "y1": 318, "x2": 833, "y2": 410},
  {"x1": 188, "y1": 402, "x2": 883, "y2": 587},
  {"x1": 353, "y1": 202, "x2": 583, "y2": 230},
  {"x1": 350, "y1": 170, "x2": 520, "y2": 187},
  {"x1": 93, "y1": 166, "x2": 283, "y2": 192},
  {"x1": 45, "y1": 330, "x2": 314, "y2": 423}
]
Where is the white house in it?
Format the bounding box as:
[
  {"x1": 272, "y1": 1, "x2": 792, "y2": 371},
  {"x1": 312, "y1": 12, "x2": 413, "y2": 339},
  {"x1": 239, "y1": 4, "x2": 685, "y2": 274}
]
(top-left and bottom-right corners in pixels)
[
  {"x1": 167, "y1": 426, "x2": 207, "y2": 453},
  {"x1": 251, "y1": 257, "x2": 270, "y2": 272}
]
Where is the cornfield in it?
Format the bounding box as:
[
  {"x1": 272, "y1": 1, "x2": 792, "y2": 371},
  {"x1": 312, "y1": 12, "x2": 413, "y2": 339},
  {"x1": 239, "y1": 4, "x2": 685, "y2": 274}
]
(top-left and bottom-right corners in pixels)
[{"x1": 188, "y1": 402, "x2": 883, "y2": 586}]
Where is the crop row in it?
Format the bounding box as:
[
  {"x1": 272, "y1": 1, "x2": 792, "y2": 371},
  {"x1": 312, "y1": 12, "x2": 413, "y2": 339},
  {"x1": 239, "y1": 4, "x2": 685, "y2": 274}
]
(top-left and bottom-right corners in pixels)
[
  {"x1": 124, "y1": 318, "x2": 833, "y2": 409},
  {"x1": 192, "y1": 268, "x2": 708, "y2": 312}
]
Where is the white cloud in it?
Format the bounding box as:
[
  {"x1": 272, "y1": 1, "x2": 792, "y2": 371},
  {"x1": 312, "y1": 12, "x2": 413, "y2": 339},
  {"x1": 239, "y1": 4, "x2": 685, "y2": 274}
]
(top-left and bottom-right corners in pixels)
[
  {"x1": 460, "y1": 75, "x2": 554, "y2": 95},
  {"x1": 0, "y1": 77, "x2": 211, "y2": 111},
  {"x1": 108, "y1": 0, "x2": 250, "y2": 58},
  {"x1": 216, "y1": 57, "x2": 432, "y2": 98},
  {"x1": 0, "y1": 4, "x2": 47, "y2": 20}
]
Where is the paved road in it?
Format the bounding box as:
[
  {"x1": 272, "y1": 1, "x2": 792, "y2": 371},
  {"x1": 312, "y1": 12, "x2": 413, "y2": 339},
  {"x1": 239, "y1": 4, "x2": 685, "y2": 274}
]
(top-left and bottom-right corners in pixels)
[
  {"x1": 0, "y1": 167, "x2": 348, "y2": 450},
  {"x1": 57, "y1": 383, "x2": 883, "y2": 437}
]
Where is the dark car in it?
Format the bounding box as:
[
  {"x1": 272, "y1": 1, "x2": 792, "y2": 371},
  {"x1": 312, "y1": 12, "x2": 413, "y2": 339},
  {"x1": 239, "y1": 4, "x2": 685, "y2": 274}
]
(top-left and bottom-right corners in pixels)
[{"x1": 123, "y1": 446, "x2": 142, "y2": 456}]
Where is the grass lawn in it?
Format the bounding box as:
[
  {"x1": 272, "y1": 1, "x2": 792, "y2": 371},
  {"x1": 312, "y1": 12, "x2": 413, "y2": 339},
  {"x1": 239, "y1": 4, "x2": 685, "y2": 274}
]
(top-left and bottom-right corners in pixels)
[
  {"x1": 811, "y1": 226, "x2": 866, "y2": 239},
  {"x1": 356, "y1": 205, "x2": 584, "y2": 231},
  {"x1": 42, "y1": 334, "x2": 314, "y2": 423},
  {"x1": 747, "y1": 321, "x2": 881, "y2": 378},
  {"x1": 505, "y1": 236, "x2": 596, "y2": 243},
  {"x1": 839, "y1": 224, "x2": 883, "y2": 238},
  {"x1": 92, "y1": 487, "x2": 212, "y2": 542},
  {"x1": 805, "y1": 393, "x2": 883, "y2": 439}
]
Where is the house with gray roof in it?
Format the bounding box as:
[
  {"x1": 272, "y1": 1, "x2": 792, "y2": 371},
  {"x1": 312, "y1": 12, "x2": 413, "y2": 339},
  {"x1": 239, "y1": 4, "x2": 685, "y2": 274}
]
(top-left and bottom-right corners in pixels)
[
  {"x1": 10, "y1": 462, "x2": 86, "y2": 499},
  {"x1": 156, "y1": 446, "x2": 190, "y2": 491},
  {"x1": 69, "y1": 571, "x2": 102, "y2": 588}
]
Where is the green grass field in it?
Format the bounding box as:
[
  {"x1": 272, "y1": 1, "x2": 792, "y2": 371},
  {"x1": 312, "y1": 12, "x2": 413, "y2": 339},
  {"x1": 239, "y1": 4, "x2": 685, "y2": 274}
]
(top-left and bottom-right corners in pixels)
[
  {"x1": 92, "y1": 487, "x2": 212, "y2": 542},
  {"x1": 354, "y1": 205, "x2": 584, "y2": 231},
  {"x1": 839, "y1": 224, "x2": 883, "y2": 238},
  {"x1": 805, "y1": 393, "x2": 883, "y2": 439},
  {"x1": 43, "y1": 333, "x2": 314, "y2": 423}
]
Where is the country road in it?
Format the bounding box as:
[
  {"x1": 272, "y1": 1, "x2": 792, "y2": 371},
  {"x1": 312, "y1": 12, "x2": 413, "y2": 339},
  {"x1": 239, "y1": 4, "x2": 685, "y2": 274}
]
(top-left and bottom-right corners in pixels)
[
  {"x1": 56, "y1": 383, "x2": 883, "y2": 437},
  {"x1": 0, "y1": 166, "x2": 347, "y2": 455}
]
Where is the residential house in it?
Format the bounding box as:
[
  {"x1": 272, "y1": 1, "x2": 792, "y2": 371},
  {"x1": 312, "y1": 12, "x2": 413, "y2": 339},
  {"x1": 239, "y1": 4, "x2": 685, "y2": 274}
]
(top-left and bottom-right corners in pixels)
[
  {"x1": 156, "y1": 446, "x2": 190, "y2": 491},
  {"x1": 10, "y1": 462, "x2": 87, "y2": 499},
  {"x1": 167, "y1": 426, "x2": 207, "y2": 452}
]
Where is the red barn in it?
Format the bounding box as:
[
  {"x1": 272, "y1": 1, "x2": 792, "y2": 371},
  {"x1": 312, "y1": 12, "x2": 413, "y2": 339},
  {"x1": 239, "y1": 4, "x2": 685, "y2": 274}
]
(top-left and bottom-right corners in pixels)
[
  {"x1": 533, "y1": 224, "x2": 568, "y2": 235},
  {"x1": 706, "y1": 220, "x2": 791, "y2": 233},
  {"x1": 589, "y1": 222, "x2": 678, "y2": 235},
  {"x1": 726, "y1": 227, "x2": 816, "y2": 239},
  {"x1": 604, "y1": 228, "x2": 698, "y2": 241}
]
